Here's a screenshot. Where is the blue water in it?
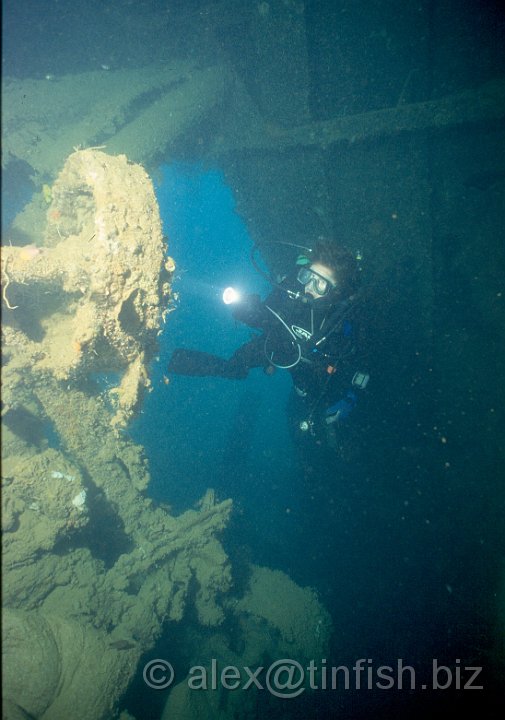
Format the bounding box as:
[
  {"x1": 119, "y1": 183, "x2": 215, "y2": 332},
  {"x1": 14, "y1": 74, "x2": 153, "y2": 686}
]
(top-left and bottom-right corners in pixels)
[
  {"x1": 131, "y1": 164, "x2": 299, "y2": 557},
  {"x1": 128, "y1": 162, "x2": 504, "y2": 719},
  {"x1": 1, "y1": 159, "x2": 35, "y2": 234},
  {"x1": 3, "y1": 1, "x2": 504, "y2": 716},
  {"x1": 1, "y1": 113, "x2": 501, "y2": 720}
]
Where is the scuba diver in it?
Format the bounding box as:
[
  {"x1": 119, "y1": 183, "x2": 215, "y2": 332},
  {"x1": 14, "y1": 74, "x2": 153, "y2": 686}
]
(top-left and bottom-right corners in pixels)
[{"x1": 167, "y1": 237, "x2": 369, "y2": 449}]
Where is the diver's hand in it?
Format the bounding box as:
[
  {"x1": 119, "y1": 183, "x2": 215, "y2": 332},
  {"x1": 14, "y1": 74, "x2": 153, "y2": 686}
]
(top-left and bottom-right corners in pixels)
[
  {"x1": 325, "y1": 391, "x2": 357, "y2": 424},
  {"x1": 234, "y1": 293, "x2": 261, "y2": 311},
  {"x1": 232, "y1": 293, "x2": 263, "y2": 325}
]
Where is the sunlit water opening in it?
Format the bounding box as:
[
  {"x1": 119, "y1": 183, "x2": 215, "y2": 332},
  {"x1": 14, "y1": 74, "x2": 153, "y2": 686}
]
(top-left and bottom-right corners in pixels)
[{"x1": 130, "y1": 163, "x2": 299, "y2": 561}]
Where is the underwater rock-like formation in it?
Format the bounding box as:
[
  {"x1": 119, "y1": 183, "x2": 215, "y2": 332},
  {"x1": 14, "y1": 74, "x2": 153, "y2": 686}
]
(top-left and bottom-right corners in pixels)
[
  {"x1": 1, "y1": 149, "x2": 334, "y2": 720},
  {"x1": 1, "y1": 150, "x2": 233, "y2": 719},
  {"x1": 161, "y1": 564, "x2": 333, "y2": 720},
  {"x1": 2, "y1": 63, "x2": 229, "y2": 180},
  {"x1": 3, "y1": 608, "x2": 135, "y2": 720},
  {"x1": 2, "y1": 148, "x2": 172, "y2": 427}
]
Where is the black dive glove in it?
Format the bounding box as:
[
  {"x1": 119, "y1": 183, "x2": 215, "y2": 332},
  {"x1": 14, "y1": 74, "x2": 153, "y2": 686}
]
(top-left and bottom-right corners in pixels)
[{"x1": 232, "y1": 293, "x2": 267, "y2": 328}]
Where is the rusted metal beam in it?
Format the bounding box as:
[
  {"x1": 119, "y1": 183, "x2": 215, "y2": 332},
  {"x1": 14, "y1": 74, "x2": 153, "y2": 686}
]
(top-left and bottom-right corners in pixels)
[{"x1": 212, "y1": 79, "x2": 505, "y2": 155}]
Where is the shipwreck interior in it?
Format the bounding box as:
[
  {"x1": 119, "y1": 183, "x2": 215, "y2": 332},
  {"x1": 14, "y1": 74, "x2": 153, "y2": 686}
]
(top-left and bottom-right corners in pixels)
[{"x1": 2, "y1": 1, "x2": 505, "y2": 719}]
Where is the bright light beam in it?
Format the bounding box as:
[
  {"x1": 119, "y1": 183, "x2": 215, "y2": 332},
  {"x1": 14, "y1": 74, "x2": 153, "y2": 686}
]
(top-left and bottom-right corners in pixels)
[{"x1": 222, "y1": 286, "x2": 241, "y2": 305}]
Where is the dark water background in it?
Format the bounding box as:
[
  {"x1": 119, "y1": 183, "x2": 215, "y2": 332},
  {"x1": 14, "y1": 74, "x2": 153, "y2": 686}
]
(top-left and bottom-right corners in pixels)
[
  {"x1": 130, "y1": 163, "x2": 504, "y2": 719},
  {"x1": 3, "y1": 1, "x2": 504, "y2": 718}
]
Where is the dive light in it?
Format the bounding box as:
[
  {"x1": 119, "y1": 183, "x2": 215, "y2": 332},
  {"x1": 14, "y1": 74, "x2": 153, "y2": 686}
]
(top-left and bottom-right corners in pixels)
[{"x1": 222, "y1": 286, "x2": 241, "y2": 305}]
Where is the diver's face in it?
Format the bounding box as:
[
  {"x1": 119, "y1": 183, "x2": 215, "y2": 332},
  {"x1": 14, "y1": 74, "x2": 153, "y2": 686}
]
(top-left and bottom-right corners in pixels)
[{"x1": 303, "y1": 262, "x2": 337, "y2": 299}]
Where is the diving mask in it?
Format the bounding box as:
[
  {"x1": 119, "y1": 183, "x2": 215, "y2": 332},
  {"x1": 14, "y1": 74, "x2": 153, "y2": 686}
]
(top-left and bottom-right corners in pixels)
[{"x1": 297, "y1": 267, "x2": 335, "y2": 297}]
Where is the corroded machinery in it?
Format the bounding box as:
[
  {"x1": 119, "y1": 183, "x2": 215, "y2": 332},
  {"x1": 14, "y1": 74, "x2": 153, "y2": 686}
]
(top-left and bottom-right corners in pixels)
[
  {"x1": 2, "y1": 148, "x2": 173, "y2": 427},
  {"x1": 1, "y1": 150, "x2": 332, "y2": 720},
  {"x1": 1, "y1": 150, "x2": 233, "y2": 718}
]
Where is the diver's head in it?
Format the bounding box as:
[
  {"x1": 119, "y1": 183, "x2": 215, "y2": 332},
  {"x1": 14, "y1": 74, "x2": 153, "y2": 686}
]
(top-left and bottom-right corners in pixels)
[
  {"x1": 298, "y1": 238, "x2": 359, "y2": 303},
  {"x1": 297, "y1": 263, "x2": 337, "y2": 299}
]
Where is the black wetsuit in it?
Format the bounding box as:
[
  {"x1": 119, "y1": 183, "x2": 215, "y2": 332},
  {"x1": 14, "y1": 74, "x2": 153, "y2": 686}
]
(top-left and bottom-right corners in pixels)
[{"x1": 167, "y1": 275, "x2": 364, "y2": 443}]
